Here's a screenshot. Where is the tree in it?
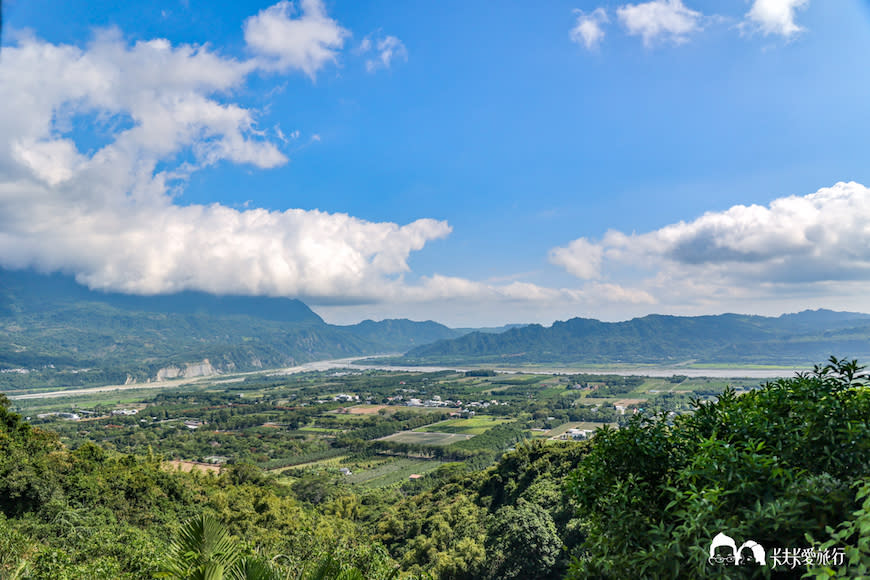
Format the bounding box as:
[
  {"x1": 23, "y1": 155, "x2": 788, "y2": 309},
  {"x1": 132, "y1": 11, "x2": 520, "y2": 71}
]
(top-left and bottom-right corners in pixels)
[
  {"x1": 484, "y1": 499, "x2": 561, "y2": 580},
  {"x1": 566, "y1": 357, "x2": 870, "y2": 578},
  {"x1": 157, "y1": 514, "x2": 283, "y2": 580}
]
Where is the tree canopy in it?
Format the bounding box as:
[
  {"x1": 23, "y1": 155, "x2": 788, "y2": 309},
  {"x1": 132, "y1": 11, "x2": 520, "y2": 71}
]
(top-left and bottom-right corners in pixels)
[{"x1": 566, "y1": 357, "x2": 870, "y2": 578}]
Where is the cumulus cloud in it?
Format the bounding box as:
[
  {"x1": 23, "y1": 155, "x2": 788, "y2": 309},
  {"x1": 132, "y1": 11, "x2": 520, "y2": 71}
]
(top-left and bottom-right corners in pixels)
[
  {"x1": 316, "y1": 278, "x2": 655, "y2": 326},
  {"x1": 0, "y1": 28, "x2": 463, "y2": 305},
  {"x1": 616, "y1": 0, "x2": 703, "y2": 46},
  {"x1": 0, "y1": 22, "x2": 623, "y2": 320},
  {"x1": 548, "y1": 238, "x2": 603, "y2": 279},
  {"x1": 244, "y1": 0, "x2": 349, "y2": 77},
  {"x1": 744, "y1": 0, "x2": 809, "y2": 38},
  {"x1": 570, "y1": 8, "x2": 609, "y2": 50},
  {"x1": 359, "y1": 34, "x2": 408, "y2": 73},
  {"x1": 0, "y1": 197, "x2": 453, "y2": 301},
  {"x1": 551, "y1": 182, "x2": 870, "y2": 308},
  {"x1": 0, "y1": 0, "x2": 641, "y2": 334}
]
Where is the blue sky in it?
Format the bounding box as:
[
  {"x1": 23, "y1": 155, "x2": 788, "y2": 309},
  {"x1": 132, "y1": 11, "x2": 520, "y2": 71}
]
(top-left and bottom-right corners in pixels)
[{"x1": 1, "y1": 0, "x2": 870, "y2": 325}]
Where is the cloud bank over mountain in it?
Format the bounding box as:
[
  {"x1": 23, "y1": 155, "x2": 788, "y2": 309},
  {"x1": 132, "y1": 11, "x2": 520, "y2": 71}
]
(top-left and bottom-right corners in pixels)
[
  {"x1": 0, "y1": 0, "x2": 862, "y2": 326},
  {"x1": 550, "y1": 181, "x2": 870, "y2": 312},
  {"x1": 0, "y1": 7, "x2": 582, "y2": 314},
  {"x1": 0, "y1": 26, "x2": 451, "y2": 304}
]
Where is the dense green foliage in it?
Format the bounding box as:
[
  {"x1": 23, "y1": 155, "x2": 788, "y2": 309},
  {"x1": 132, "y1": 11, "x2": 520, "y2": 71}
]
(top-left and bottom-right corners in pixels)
[
  {"x1": 0, "y1": 385, "x2": 589, "y2": 579},
  {"x1": 402, "y1": 311, "x2": 870, "y2": 365},
  {"x1": 0, "y1": 393, "x2": 409, "y2": 579},
  {"x1": 566, "y1": 357, "x2": 870, "y2": 578},
  {"x1": 375, "y1": 440, "x2": 590, "y2": 579}
]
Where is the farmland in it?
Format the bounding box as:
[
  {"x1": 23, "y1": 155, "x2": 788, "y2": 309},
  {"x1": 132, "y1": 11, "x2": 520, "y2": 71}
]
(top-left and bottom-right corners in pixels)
[
  {"x1": 4, "y1": 356, "x2": 850, "y2": 580},
  {"x1": 6, "y1": 365, "x2": 765, "y2": 491},
  {"x1": 376, "y1": 431, "x2": 473, "y2": 446},
  {"x1": 416, "y1": 416, "x2": 512, "y2": 434}
]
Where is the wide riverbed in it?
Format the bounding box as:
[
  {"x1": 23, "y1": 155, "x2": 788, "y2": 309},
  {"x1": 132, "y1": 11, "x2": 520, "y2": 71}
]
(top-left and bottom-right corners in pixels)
[
  {"x1": 8, "y1": 356, "x2": 802, "y2": 400},
  {"x1": 310, "y1": 360, "x2": 803, "y2": 379}
]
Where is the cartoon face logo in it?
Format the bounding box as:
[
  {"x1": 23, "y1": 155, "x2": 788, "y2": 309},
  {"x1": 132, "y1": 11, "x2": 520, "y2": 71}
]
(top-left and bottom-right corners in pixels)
[
  {"x1": 737, "y1": 540, "x2": 765, "y2": 565},
  {"x1": 708, "y1": 533, "x2": 766, "y2": 566},
  {"x1": 709, "y1": 532, "x2": 738, "y2": 565}
]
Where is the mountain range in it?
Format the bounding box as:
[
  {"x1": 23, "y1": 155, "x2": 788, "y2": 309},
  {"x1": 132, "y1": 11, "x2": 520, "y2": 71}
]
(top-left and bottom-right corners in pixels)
[
  {"x1": 0, "y1": 269, "x2": 467, "y2": 389},
  {"x1": 2, "y1": 267, "x2": 870, "y2": 390},
  {"x1": 399, "y1": 311, "x2": 870, "y2": 366}
]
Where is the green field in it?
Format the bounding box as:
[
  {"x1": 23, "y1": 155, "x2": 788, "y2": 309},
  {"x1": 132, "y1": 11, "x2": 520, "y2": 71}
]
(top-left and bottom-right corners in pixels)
[
  {"x1": 376, "y1": 431, "x2": 473, "y2": 446},
  {"x1": 275, "y1": 455, "x2": 348, "y2": 474},
  {"x1": 296, "y1": 426, "x2": 344, "y2": 434},
  {"x1": 416, "y1": 416, "x2": 512, "y2": 435},
  {"x1": 345, "y1": 457, "x2": 446, "y2": 488}
]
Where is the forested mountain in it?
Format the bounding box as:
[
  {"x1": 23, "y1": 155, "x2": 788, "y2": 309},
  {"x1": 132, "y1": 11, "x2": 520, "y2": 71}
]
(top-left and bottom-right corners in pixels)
[
  {"x1": 341, "y1": 318, "x2": 466, "y2": 351},
  {"x1": 0, "y1": 269, "x2": 325, "y2": 324},
  {"x1": 0, "y1": 269, "x2": 461, "y2": 388},
  {"x1": 403, "y1": 311, "x2": 870, "y2": 365}
]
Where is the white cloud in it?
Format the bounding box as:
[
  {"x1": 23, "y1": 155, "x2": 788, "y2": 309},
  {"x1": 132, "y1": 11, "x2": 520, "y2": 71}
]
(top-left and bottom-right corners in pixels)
[
  {"x1": 744, "y1": 0, "x2": 809, "y2": 38},
  {"x1": 1, "y1": 31, "x2": 283, "y2": 178},
  {"x1": 551, "y1": 182, "x2": 870, "y2": 310},
  {"x1": 0, "y1": 198, "x2": 453, "y2": 301},
  {"x1": 0, "y1": 31, "x2": 463, "y2": 305},
  {"x1": 0, "y1": 25, "x2": 612, "y2": 320},
  {"x1": 616, "y1": 0, "x2": 702, "y2": 46},
  {"x1": 582, "y1": 282, "x2": 656, "y2": 305},
  {"x1": 243, "y1": 0, "x2": 349, "y2": 77},
  {"x1": 12, "y1": 138, "x2": 85, "y2": 186},
  {"x1": 315, "y1": 277, "x2": 655, "y2": 326},
  {"x1": 360, "y1": 34, "x2": 408, "y2": 73},
  {"x1": 548, "y1": 237, "x2": 603, "y2": 279},
  {"x1": 570, "y1": 8, "x2": 609, "y2": 50}
]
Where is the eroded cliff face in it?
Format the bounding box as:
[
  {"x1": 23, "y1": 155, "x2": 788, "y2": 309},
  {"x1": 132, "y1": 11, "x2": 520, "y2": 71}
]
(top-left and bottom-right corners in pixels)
[{"x1": 155, "y1": 359, "x2": 217, "y2": 381}]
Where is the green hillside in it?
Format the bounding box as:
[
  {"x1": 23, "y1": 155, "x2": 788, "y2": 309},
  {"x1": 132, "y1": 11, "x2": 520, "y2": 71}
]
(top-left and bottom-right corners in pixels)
[
  {"x1": 0, "y1": 269, "x2": 462, "y2": 390},
  {"x1": 403, "y1": 311, "x2": 870, "y2": 365},
  {"x1": 5, "y1": 267, "x2": 870, "y2": 392}
]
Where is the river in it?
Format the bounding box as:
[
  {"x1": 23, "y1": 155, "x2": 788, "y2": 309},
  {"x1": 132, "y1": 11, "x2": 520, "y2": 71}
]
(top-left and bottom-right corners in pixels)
[{"x1": 6, "y1": 356, "x2": 802, "y2": 400}]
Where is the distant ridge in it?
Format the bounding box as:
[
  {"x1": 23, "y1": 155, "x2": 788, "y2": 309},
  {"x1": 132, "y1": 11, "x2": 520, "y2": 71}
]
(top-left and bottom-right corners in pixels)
[
  {"x1": 340, "y1": 318, "x2": 465, "y2": 350},
  {"x1": 0, "y1": 268, "x2": 324, "y2": 324},
  {"x1": 401, "y1": 310, "x2": 870, "y2": 366}
]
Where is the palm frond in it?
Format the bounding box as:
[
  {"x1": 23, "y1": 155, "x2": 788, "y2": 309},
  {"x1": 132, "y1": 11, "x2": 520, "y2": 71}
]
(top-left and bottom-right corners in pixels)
[
  {"x1": 231, "y1": 556, "x2": 287, "y2": 580},
  {"x1": 158, "y1": 515, "x2": 240, "y2": 579}
]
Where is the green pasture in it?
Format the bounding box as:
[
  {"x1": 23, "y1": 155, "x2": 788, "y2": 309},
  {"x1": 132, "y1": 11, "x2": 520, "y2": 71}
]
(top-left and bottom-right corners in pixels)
[
  {"x1": 296, "y1": 426, "x2": 344, "y2": 434},
  {"x1": 345, "y1": 457, "x2": 445, "y2": 488},
  {"x1": 274, "y1": 455, "x2": 349, "y2": 474},
  {"x1": 376, "y1": 430, "x2": 473, "y2": 446},
  {"x1": 416, "y1": 416, "x2": 512, "y2": 435}
]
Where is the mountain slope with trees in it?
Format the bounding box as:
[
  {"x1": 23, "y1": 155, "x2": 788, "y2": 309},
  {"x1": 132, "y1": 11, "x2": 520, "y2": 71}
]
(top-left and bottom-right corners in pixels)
[
  {"x1": 402, "y1": 311, "x2": 870, "y2": 365},
  {"x1": 0, "y1": 269, "x2": 462, "y2": 389},
  {"x1": 5, "y1": 267, "x2": 870, "y2": 391}
]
